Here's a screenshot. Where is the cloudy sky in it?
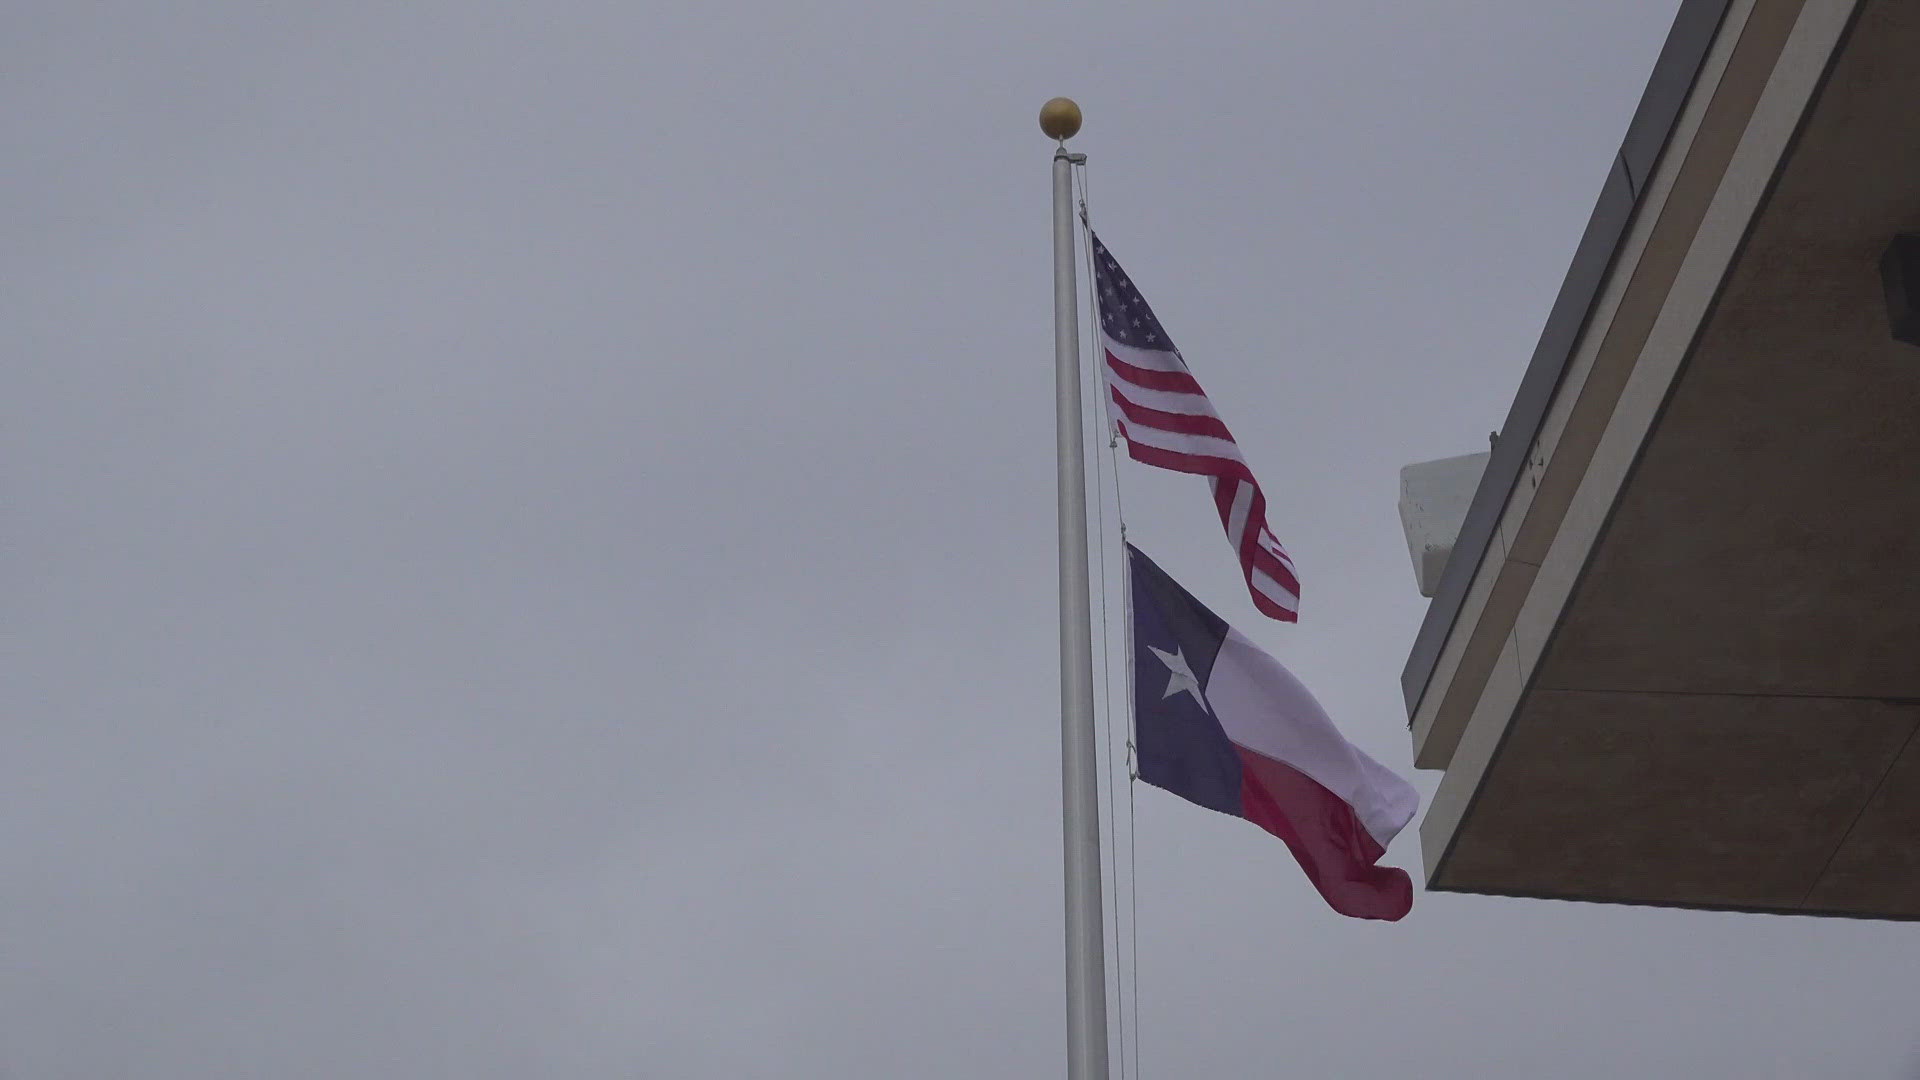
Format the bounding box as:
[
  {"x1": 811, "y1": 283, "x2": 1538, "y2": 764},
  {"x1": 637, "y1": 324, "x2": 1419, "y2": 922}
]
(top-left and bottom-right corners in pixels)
[{"x1": 6, "y1": 1, "x2": 1917, "y2": 1076}]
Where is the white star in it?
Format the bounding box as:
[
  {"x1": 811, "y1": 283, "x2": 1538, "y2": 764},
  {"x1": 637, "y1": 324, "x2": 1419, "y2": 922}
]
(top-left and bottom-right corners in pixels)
[{"x1": 1147, "y1": 645, "x2": 1209, "y2": 712}]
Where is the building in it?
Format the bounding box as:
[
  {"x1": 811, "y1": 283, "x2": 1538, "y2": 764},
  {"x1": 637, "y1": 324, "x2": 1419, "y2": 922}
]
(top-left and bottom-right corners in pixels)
[{"x1": 1396, "y1": 0, "x2": 1920, "y2": 918}]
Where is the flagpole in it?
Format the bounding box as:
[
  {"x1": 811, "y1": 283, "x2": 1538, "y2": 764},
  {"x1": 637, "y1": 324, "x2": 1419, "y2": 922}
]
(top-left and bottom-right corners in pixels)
[{"x1": 1042, "y1": 96, "x2": 1110, "y2": 1080}]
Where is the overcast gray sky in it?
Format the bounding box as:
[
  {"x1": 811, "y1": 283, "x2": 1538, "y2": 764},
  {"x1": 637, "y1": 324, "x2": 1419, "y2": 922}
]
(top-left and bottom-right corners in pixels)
[{"x1": 6, "y1": 1, "x2": 1918, "y2": 1077}]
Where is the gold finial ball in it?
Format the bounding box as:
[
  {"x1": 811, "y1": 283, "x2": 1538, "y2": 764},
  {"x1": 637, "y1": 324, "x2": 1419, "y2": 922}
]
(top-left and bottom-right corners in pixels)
[{"x1": 1039, "y1": 97, "x2": 1082, "y2": 142}]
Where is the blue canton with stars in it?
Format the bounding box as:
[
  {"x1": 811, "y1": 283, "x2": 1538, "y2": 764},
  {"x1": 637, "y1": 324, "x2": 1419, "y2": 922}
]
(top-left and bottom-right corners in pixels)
[{"x1": 1091, "y1": 233, "x2": 1181, "y2": 355}]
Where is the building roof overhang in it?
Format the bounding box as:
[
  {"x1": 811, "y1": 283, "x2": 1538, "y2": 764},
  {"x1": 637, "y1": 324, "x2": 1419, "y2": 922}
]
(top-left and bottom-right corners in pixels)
[{"x1": 1404, "y1": 0, "x2": 1920, "y2": 917}]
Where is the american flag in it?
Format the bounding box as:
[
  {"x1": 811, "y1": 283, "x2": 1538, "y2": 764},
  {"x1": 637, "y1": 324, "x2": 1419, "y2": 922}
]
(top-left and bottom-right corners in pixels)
[{"x1": 1092, "y1": 232, "x2": 1301, "y2": 622}]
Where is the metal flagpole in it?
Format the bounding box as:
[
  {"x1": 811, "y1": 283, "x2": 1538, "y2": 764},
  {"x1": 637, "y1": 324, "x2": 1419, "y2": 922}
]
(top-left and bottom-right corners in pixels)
[{"x1": 1041, "y1": 96, "x2": 1110, "y2": 1080}]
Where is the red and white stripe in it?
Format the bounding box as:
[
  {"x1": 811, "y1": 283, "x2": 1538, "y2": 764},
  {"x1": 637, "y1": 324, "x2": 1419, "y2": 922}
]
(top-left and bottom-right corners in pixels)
[{"x1": 1102, "y1": 336, "x2": 1301, "y2": 622}]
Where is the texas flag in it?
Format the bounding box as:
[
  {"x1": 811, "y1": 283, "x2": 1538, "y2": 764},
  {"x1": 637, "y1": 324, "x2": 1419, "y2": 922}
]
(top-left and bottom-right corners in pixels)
[{"x1": 1128, "y1": 544, "x2": 1419, "y2": 920}]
